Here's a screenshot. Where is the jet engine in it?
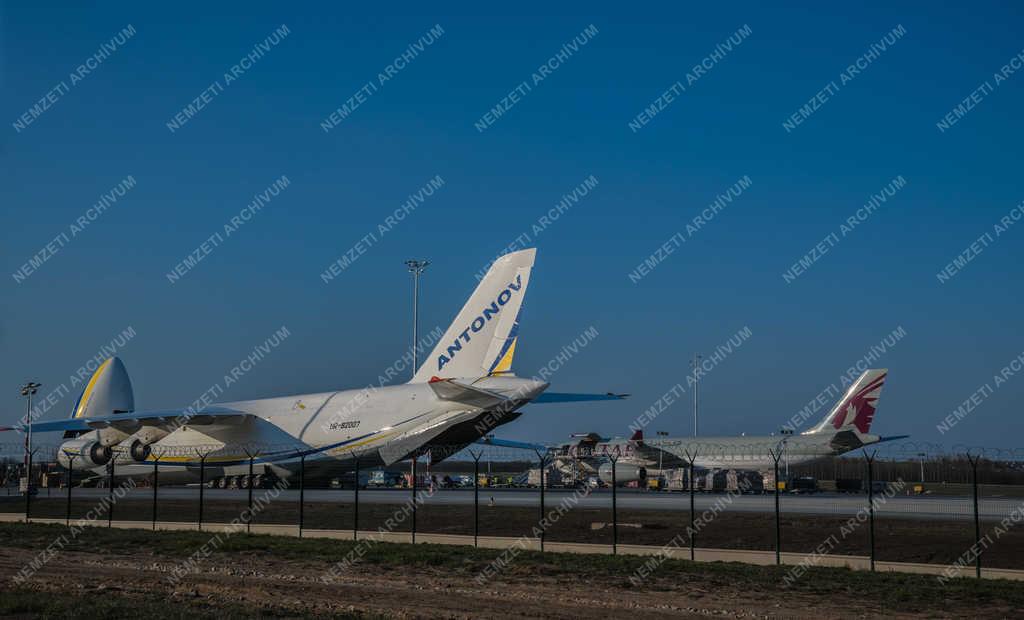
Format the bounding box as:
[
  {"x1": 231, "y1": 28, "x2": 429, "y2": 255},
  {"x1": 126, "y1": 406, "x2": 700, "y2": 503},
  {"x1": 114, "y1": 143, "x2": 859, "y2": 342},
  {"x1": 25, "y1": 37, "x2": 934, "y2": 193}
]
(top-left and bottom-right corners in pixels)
[
  {"x1": 57, "y1": 436, "x2": 112, "y2": 469},
  {"x1": 122, "y1": 427, "x2": 169, "y2": 462},
  {"x1": 126, "y1": 438, "x2": 150, "y2": 461},
  {"x1": 598, "y1": 462, "x2": 646, "y2": 486}
]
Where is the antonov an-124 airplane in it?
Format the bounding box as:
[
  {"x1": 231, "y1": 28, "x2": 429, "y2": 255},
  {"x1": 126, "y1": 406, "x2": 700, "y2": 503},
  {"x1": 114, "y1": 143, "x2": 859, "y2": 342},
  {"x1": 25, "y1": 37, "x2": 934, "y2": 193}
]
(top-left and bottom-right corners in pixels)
[{"x1": 6, "y1": 248, "x2": 626, "y2": 486}]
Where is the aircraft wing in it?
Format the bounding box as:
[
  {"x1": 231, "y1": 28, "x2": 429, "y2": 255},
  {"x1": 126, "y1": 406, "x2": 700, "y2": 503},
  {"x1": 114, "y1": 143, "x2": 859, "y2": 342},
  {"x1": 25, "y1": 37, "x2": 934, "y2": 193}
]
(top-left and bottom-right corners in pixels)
[
  {"x1": 531, "y1": 392, "x2": 628, "y2": 403},
  {"x1": 377, "y1": 408, "x2": 484, "y2": 465},
  {"x1": 631, "y1": 442, "x2": 676, "y2": 462},
  {"x1": 0, "y1": 407, "x2": 250, "y2": 434}
]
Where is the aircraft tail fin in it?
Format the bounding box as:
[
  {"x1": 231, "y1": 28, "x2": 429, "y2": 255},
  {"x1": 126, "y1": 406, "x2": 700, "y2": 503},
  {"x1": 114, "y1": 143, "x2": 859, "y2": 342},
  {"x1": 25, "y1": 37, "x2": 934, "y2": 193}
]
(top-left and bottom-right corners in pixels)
[
  {"x1": 807, "y1": 369, "x2": 887, "y2": 435},
  {"x1": 411, "y1": 249, "x2": 535, "y2": 382}
]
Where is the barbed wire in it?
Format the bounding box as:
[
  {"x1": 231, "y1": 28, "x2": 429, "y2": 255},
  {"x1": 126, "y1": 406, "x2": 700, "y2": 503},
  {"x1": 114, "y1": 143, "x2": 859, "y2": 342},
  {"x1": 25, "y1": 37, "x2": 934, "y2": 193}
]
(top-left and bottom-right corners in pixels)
[{"x1": 0, "y1": 441, "x2": 1022, "y2": 464}]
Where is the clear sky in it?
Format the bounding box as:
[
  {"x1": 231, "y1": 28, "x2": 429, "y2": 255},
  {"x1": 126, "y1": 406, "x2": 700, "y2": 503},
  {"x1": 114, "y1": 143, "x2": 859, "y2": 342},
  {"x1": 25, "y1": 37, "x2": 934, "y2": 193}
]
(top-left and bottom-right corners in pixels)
[{"x1": 2, "y1": 2, "x2": 1022, "y2": 452}]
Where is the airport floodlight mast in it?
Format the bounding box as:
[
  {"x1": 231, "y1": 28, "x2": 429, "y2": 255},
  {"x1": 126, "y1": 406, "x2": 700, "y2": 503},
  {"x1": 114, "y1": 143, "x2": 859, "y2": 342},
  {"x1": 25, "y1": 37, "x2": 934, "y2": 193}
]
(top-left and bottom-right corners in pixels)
[
  {"x1": 404, "y1": 259, "x2": 430, "y2": 378},
  {"x1": 19, "y1": 381, "x2": 41, "y2": 481},
  {"x1": 780, "y1": 428, "x2": 794, "y2": 479},
  {"x1": 690, "y1": 354, "x2": 702, "y2": 437}
]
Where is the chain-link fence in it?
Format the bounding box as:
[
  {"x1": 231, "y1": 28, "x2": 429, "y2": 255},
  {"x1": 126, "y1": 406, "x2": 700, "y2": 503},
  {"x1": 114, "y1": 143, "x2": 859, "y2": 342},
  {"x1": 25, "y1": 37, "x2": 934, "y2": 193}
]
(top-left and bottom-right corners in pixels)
[{"x1": 2, "y1": 441, "x2": 1022, "y2": 575}]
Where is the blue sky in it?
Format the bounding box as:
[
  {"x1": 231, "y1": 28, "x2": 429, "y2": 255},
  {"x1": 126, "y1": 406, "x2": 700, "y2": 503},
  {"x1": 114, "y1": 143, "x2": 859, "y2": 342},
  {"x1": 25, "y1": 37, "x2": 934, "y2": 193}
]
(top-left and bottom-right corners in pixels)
[{"x1": 2, "y1": 2, "x2": 1023, "y2": 452}]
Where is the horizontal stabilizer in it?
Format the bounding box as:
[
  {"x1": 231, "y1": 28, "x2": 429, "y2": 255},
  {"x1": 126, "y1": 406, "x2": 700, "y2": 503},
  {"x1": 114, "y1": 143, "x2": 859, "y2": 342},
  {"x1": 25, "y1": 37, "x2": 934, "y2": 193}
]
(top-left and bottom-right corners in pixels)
[
  {"x1": 877, "y1": 434, "x2": 910, "y2": 444},
  {"x1": 571, "y1": 432, "x2": 609, "y2": 441},
  {"x1": 532, "y1": 392, "x2": 629, "y2": 404},
  {"x1": 476, "y1": 436, "x2": 548, "y2": 452},
  {"x1": 428, "y1": 378, "x2": 508, "y2": 409}
]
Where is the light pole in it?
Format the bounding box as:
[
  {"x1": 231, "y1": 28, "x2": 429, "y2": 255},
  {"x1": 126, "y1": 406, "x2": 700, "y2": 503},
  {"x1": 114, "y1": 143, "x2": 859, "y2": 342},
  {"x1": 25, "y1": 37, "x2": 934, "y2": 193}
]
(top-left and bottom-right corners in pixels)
[
  {"x1": 20, "y1": 382, "x2": 41, "y2": 493},
  {"x1": 485, "y1": 435, "x2": 493, "y2": 481},
  {"x1": 404, "y1": 259, "x2": 430, "y2": 378},
  {"x1": 917, "y1": 452, "x2": 926, "y2": 484},
  {"x1": 689, "y1": 354, "x2": 702, "y2": 437},
  {"x1": 656, "y1": 431, "x2": 669, "y2": 489},
  {"x1": 780, "y1": 429, "x2": 794, "y2": 480}
]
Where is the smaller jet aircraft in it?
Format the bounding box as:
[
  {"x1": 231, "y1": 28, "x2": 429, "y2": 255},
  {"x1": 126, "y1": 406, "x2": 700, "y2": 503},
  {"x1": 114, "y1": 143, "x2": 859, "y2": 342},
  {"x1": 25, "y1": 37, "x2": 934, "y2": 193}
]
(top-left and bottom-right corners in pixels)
[{"x1": 481, "y1": 368, "x2": 907, "y2": 485}]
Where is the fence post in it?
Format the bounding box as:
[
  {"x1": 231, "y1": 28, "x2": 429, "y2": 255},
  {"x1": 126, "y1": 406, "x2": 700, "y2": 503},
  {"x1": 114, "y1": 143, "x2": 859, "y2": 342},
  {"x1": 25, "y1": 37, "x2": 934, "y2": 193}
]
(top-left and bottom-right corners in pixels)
[
  {"x1": 352, "y1": 452, "x2": 360, "y2": 541},
  {"x1": 152, "y1": 455, "x2": 160, "y2": 530},
  {"x1": 65, "y1": 452, "x2": 75, "y2": 527},
  {"x1": 197, "y1": 451, "x2": 207, "y2": 531},
  {"x1": 108, "y1": 457, "x2": 115, "y2": 527},
  {"x1": 770, "y1": 447, "x2": 782, "y2": 565},
  {"x1": 470, "y1": 450, "x2": 481, "y2": 547},
  {"x1": 610, "y1": 454, "x2": 618, "y2": 555},
  {"x1": 864, "y1": 449, "x2": 877, "y2": 571},
  {"x1": 686, "y1": 450, "x2": 697, "y2": 561},
  {"x1": 298, "y1": 453, "x2": 306, "y2": 537},
  {"x1": 535, "y1": 449, "x2": 546, "y2": 552},
  {"x1": 244, "y1": 449, "x2": 258, "y2": 534},
  {"x1": 25, "y1": 448, "x2": 35, "y2": 522},
  {"x1": 968, "y1": 453, "x2": 981, "y2": 578},
  {"x1": 411, "y1": 457, "x2": 417, "y2": 544}
]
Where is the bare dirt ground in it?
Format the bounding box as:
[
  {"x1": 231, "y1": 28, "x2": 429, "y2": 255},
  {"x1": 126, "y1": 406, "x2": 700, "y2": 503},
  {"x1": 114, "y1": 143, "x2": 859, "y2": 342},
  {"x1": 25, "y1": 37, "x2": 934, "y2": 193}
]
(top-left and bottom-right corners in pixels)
[{"x1": 0, "y1": 542, "x2": 1017, "y2": 619}]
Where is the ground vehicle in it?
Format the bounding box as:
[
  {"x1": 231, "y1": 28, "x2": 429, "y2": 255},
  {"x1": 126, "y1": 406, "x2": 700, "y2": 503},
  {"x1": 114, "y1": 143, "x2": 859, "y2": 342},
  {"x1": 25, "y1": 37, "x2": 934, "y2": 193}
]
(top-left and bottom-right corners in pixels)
[
  {"x1": 18, "y1": 477, "x2": 38, "y2": 496},
  {"x1": 367, "y1": 470, "x2": 404, "y2": 488},
  {"x1": 787, "y1": 476, "x2": 818, "y2": 494},
  {"x1": 835, "y1": 478, "x2": 863, "y2": 493},
  {"x1": 870, "y1": 480, "x2": 890, "y2": 494}
]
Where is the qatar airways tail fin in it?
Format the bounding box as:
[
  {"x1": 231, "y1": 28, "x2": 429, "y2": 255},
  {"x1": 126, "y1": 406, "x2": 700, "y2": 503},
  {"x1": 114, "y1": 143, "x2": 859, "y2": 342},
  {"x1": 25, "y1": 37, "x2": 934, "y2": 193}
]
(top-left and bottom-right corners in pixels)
[{"x1": 806, "y1": 369, "x2": 888, "y2": 435}]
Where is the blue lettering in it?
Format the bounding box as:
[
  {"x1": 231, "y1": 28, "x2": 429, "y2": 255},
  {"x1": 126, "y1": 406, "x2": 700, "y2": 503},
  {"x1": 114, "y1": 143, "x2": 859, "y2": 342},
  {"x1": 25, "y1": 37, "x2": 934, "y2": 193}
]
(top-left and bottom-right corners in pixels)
[
  {"x1": 482, "y1": 301, "x2": 500, "y2": 321},
  {"x1": 435, "y1": 277, "x2": 524, "y2": 372},
  {"x1": 446, "y1": 339, "x2": 463, "y2": 358}
]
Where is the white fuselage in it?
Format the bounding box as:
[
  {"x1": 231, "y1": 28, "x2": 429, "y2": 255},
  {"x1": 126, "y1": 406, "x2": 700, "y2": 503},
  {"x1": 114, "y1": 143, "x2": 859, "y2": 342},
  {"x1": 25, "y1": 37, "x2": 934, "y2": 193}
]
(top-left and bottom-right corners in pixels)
[
  {"x1": 64, "y1": 376, "x2": 547, "y2": 483},
  {"x1": 648, "y1": 432, "x2": 880, "y2": 471},
  {"x1": 551, "y1": 432, "x2": 882, "y2": 477}
]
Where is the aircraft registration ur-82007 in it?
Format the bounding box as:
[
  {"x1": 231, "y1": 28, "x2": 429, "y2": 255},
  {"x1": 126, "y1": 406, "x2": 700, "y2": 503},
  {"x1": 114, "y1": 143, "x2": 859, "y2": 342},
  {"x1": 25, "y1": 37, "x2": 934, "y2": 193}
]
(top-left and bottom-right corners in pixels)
[{"x1": 4, "y1": 248, "x2": 626, "y2": 486}]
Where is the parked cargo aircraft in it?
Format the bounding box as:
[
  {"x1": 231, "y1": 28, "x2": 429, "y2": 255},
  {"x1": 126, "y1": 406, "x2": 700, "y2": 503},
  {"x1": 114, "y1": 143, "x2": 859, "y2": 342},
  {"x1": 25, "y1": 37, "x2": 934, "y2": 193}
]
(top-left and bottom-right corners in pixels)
[
  {"x1": 5, "y1": 249, "x2": 625, "y2": 486},
  {"x1": 482, "y1": 368, "x2": 906, "y2": 485}
]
